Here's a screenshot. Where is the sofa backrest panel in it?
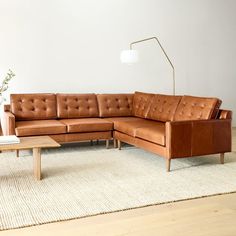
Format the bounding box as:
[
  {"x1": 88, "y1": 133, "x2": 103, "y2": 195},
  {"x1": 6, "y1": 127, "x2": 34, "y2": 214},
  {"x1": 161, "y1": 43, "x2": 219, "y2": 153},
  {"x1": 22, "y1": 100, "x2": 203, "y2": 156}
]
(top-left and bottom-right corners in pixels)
[
  {"x1": 211, "y1": 99, "x2": 222, "y2": 119},
  {"x1": 57, "y1": 93, "x2": 99, "y2": 118},
  {"x1": 97, "y1": 94, "x2": 133, "y2": 117},
  {"x1": 10, "y1": 94, "x2": 57, "y2": 120},
  {"x1": 133, "y1": 91, "x2": 154, "y2": 118},
  {"x1": 174, "y1": 95, "x2": 222, "y2": 121},
  {"x1": 147, "y1": 94, "x2": 182, "y2": 122}
]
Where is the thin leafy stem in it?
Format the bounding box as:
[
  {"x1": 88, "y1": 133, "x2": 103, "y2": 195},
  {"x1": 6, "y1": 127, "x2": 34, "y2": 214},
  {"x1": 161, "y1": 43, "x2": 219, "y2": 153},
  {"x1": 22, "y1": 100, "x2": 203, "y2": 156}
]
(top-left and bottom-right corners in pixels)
[{"x1": 0, "y1": 69, "x2": 15, "y2": 94}]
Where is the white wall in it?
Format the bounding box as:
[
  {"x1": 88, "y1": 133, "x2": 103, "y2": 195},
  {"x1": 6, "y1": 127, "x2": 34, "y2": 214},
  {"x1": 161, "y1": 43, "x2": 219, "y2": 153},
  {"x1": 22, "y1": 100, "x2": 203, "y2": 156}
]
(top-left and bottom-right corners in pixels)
[{"x1": 0, "y1": 0, "x2": 236, "y2": 125}]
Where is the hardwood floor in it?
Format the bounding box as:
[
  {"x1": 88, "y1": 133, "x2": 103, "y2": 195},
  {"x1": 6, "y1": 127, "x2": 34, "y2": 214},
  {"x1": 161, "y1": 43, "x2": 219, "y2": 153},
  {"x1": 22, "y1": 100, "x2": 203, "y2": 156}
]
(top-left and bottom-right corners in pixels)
[{"x1": 0, "y1": 128, "x2": 235, "y2": 236}]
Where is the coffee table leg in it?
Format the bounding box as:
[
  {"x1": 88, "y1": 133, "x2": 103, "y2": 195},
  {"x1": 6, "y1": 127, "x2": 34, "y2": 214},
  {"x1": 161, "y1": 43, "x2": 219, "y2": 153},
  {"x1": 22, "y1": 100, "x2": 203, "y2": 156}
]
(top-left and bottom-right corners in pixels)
[{"x1": 33, "y1": 147, "x2": 41, "y2": 180}]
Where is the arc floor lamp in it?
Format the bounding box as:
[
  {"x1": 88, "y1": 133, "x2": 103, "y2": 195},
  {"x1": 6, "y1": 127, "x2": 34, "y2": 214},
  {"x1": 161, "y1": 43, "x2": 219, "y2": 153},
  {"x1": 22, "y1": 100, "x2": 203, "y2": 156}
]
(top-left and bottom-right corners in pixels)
[{"x1": 120, "y1": 36, "x2": 175, "y2": 95}]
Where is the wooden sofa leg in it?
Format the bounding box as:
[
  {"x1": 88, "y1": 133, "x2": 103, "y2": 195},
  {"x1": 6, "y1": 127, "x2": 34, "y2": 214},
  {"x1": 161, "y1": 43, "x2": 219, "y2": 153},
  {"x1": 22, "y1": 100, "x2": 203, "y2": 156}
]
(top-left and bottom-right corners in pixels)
[
  {"x1": 90, "y1": 140, "x2": 93, "y2": 146},
  {"x1": 220, "y1": 153, "x2": 224, "y2": 164},
  {"x1": 16, "y1": 150, "x2": 19, "y2": 158},
  {"x1": 113, "y1": 138, "x2": 117, "y2": 148},
  {"x1": 166, "y1": 159, "x2": 171, "y2": 172},
  {"x1": 106, "y1": 140, "x2": 109, "y2": 149},
  {"x1": 117, "y1": 140, "x2": 121, "y2": 150},
  {"x1": 96, "y1": 140, "x2": 99, "y2": 145}
]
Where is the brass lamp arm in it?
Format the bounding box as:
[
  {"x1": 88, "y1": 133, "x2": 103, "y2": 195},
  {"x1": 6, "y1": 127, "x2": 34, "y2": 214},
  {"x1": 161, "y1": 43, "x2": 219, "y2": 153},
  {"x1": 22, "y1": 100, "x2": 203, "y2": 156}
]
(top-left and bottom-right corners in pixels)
[{"x1": 130, "y1": 37, "x2": 175, "y2": 95}]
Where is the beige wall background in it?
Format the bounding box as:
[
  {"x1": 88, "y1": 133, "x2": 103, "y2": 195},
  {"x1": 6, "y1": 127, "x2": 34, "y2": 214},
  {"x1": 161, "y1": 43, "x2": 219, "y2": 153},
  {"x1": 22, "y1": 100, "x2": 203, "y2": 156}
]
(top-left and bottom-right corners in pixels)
[{"x1": 0, "y1": 0, "x2": 235, "y2": 125}]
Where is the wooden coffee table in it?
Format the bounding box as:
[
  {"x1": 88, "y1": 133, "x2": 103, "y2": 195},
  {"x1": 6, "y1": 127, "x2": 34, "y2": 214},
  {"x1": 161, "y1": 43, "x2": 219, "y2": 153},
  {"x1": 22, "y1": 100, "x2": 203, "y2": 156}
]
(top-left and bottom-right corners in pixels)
[{"x1": 0, "y1": 136, "x2": 60, "y2": 180}]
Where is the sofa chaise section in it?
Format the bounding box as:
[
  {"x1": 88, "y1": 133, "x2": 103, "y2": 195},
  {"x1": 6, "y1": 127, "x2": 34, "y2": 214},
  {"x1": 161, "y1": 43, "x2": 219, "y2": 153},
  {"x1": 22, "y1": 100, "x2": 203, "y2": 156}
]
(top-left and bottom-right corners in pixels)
[{"x1": 114, "y1": 92, "x2": 232, "y2": 171}]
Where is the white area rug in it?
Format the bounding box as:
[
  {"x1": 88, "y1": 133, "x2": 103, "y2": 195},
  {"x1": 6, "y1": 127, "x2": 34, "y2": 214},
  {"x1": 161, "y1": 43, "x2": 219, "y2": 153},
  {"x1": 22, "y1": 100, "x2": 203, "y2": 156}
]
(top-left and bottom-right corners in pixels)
[{"x1": 0, "y1": 144, "x2": 236, "y2": 230}]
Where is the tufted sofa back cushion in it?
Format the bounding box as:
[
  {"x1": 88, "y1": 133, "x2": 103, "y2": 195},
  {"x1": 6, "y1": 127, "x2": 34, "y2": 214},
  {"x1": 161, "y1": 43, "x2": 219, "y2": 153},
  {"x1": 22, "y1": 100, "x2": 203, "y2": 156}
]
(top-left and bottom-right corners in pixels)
[
  {"x1": 133, "y1": 91, "x2": 155, "y2": 118},
  {"x1": 56, "y1": 94, "x2": 99, "y2": 119},
  {"x1": 147, "y1": 94, "x2": 182, "y2": 122},
  {"x1": 10, "y1": 94, "x2": 57, "y2": 121},
  {"x1": 97, "y1": 94, "x2": 133, "y2": 117},
  {"x1": 174, "y1": 95, "x2": 222, "y2": 121}
]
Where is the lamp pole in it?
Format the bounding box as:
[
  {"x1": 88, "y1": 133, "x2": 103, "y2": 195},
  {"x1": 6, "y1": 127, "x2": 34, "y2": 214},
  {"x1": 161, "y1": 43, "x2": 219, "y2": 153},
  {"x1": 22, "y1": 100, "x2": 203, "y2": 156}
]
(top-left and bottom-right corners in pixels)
[{"x1": 130, "y1": 37, "x2": 175, "y2": 95}]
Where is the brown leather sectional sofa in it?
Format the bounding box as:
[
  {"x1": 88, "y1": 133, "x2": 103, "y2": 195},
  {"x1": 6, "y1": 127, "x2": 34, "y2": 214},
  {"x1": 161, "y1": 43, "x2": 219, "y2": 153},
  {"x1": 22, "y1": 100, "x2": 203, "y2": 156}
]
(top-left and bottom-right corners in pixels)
[{"x1": 2, "y1": 92, "x2": 232, "y2": 171}]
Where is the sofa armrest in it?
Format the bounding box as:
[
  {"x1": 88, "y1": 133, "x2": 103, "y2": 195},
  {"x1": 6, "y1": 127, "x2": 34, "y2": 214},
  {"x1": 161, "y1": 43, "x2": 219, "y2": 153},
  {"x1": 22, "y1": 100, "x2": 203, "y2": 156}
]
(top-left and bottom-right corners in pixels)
[
  {"x1": 165, "y1": 118, "x2": 232, "y2": 158},
  {"x1": 1, "y1": 110, "x2": 16, "y2": 135},
  {"x1": 218, "y1": 109, "x2": 232, "y2": 119}
]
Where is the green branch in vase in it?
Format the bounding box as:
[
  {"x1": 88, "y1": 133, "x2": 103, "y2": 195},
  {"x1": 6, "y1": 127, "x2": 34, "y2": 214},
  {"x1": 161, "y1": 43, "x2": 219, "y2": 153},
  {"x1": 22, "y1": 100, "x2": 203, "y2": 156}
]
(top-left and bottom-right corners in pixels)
[{"x1": 0, "y1": 69, "x2": 15, "y2": 94}]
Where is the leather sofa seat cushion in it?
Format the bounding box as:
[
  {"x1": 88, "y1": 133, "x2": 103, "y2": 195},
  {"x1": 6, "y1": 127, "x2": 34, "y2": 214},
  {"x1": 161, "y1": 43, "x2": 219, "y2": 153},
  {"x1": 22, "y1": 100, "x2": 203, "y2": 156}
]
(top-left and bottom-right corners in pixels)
[
  {"x1": 57, "y1": 94, "x2": 99, "y2": 119},
  {"x1": 174, "y1": 95, "x2": 222, "y2": 121},
  {"x1": 147, "y1": 94, "x2": 182, "y2": 122},
  {"x1": 135, "y1": 124, "x2": 166, "y2": 146},
  {"x1": 60, "y1": 118, "x2": 113, "y2": 133},
  {"x1": 114, "y1": 119, "x2": 160, "y2": 137},
  {"x1": 133, "y1": 91, "x2": 155, "y2": 118},
  {"x1": 104, "y1": 116, "x2": 141, "y2": 126},
  {"x1": 10, "y1": 94, "x2": 57, "y2": 121},
  {"x1": 97, "y1": 94, "x2": 133, "y2": 117},
  {"x1": 15, "y1": 120, "x2": 66, "y2": 137}
]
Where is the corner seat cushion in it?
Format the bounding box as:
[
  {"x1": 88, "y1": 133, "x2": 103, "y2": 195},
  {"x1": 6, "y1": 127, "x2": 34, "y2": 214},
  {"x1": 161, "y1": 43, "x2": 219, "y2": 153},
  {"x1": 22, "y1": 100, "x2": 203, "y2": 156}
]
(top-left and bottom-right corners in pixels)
[
  {"x1": 135, "y1": 125, "x2": 166, "y2": 146},
  {"x1": 174, "y1": 95, "x2": 222, "y2": 121},
  {"x1": 114, "y1": 119, "x2": 163, "y2": 137},
  {"x1": 103, "y1": 116, "x2": 142, "y2": 125},
  {"x1": 60, "y1": 118, "x2": 113, "y2": 133},
  {"x1": 15, "y1": 120, "x2": 67, "y2": 137}
]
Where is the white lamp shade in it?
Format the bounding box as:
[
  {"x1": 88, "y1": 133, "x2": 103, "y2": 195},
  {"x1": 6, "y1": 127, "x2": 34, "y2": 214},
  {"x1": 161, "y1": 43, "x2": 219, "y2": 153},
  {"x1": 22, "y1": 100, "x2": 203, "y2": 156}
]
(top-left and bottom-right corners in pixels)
[{"x1": 120, "y1": 50, "x2": 139, "y2": 64}]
